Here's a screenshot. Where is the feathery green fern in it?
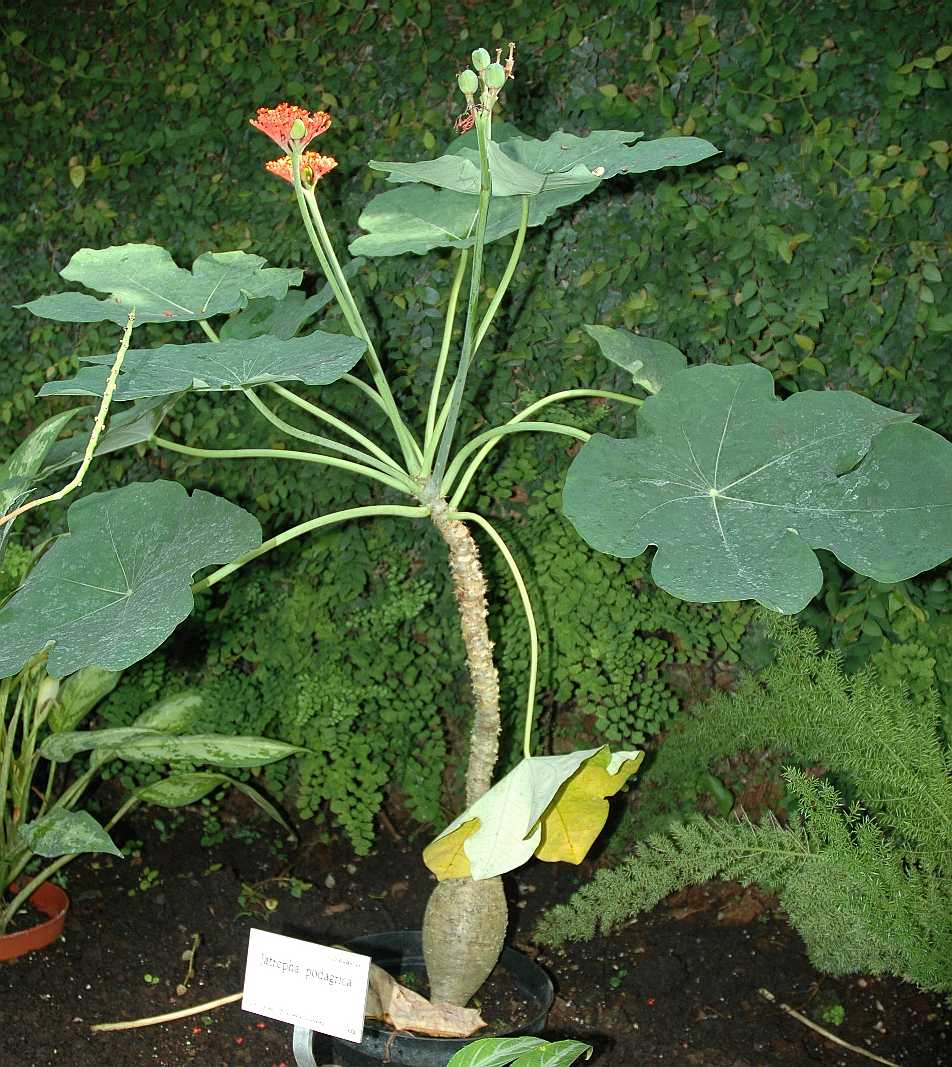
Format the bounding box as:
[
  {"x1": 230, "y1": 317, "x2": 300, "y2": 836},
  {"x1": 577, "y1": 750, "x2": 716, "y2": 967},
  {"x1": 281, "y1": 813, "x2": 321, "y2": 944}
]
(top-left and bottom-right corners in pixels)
[{"x1": 535, "y1": 620, "x2": 952, "y2": 995}]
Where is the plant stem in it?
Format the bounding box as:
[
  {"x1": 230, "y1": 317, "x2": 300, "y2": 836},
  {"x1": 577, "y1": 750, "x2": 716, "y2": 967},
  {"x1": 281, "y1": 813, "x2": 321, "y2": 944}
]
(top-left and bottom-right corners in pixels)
[
  {"x1": 291, "y1": 158, "x2": 420, "y2": 471},
  {"x1": 423, "y1": 249, "x2": 470, "y2": 469},
  {"x1": 758, "y1": 989, "x2": 901, "y2": 1067},
  {"x1": 242, "y1": 388, "x2": 412, "y2": 486},
  {"x1": 441, "y1": 421, "x2": 590, "y2": 499},
  {"x1": 448, "y1": 388, "x2": 641, "y2": 510},
  {"x1": 429, "y1": 198, "x2": 529, "y2": 470},
  {"x1": 0, "y1": 310, "x2": 135, "y2": 531},
  {"x1": 430, "y1": 110, "x2": 493, "y2": 489},
  {"x1": 450, "y1": 511, "x2": 538, "y2": 759},
  {"x1": 340, "y1": 372, "x2": 393, "y2": 414},
  {"x1": 0, "y1": 674, "x2": 23, "y2": 863},
  {"x1": 196, "y1": 318, "x2": 407, "y2": 477},
  {"x1": 191, "y1": 504, "x2": 429, "y2": 594},
  {"x1": 91, "y1": 992, "x2": 244, "y2": 1033},
  {"x1": 472, "y1": 195, "x2": 529, "y2": 355},
  {"x1": 422, "y1": 497, "x2": 509, "y2": 1006},
  {"x1": 266, "y1": 383, "x2": 406, "y2": 475},
  {"x1": 197, "y1": 318, "x2": 219, "y2": 343},
  {"x1": 429, "y1": 499, "x2": 501, "y2": 804},
  {"x1": 151, "y1": 435, "x2": 411, "y2": 494}
]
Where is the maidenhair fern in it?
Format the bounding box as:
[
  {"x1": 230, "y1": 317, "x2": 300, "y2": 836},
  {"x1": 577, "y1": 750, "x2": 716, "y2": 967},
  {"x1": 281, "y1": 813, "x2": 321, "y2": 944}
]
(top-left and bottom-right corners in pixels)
[{"x1": 535, "y1": 619, "x2": 952, "y2": 995}]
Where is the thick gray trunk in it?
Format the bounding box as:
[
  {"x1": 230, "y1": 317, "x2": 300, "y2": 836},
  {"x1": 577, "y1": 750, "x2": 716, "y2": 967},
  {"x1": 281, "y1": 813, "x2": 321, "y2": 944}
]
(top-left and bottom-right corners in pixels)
[{"x1": 422, "y1": 503, "x2": 508, "y2": 1005}]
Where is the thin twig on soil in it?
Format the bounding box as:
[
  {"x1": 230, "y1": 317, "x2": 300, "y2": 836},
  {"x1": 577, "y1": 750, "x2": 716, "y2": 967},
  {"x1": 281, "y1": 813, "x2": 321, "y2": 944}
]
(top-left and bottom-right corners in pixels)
[
  {"x1": 90, "y1": 991, "x2": 242, "y2": 1033},
  {"x1": 758, "y1": 988, "x2": 901, "y2": 1067},
  {"x1": 378, "y1": 806, "x2": 402, "y2": 842}
]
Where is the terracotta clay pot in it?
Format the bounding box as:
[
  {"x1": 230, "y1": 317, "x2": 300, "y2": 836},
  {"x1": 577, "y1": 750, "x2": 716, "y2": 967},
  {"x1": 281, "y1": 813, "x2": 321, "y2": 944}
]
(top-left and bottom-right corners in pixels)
[{"x1": 0, "y1": 881, "x2": 70, "y2": 962}]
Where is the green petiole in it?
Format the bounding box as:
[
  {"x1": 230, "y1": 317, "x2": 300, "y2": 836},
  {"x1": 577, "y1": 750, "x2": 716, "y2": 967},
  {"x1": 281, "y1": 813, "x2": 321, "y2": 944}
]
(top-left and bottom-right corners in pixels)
[
  {"x1": 151, "y1": 436, "x2": 412, "y2": 495},
  {"x1": 447, "y1": 389, "x2": 643, "y2": 510},
  {"x1": 191, "y1": 503, "x2": 429, "y2": 595},
  {"x1": 441, "y1": 421, "x2": 590, "y2": 499}
]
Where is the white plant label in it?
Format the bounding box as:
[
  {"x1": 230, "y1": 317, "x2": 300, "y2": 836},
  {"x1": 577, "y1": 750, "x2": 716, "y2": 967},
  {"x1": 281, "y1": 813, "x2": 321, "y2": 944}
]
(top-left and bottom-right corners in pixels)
[{"x1": 241, "y1": 928, "x2": 371, "y2": 1042}]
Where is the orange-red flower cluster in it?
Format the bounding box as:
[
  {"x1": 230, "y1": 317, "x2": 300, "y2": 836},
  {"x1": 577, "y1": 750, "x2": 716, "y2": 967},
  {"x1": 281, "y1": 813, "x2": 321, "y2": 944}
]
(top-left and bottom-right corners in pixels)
[
  {"x1": 250, "y1": 103, "x2": 331, "y2": 152},
  {"x1": 265, "y1": 152, "x2": 338, "y2": 188}
]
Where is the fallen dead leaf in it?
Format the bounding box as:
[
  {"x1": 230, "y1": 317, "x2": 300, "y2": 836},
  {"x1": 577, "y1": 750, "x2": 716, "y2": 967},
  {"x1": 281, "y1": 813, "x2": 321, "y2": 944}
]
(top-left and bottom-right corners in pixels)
[
  {"x1": 717, "y1": 890, "x2": 766, "y2": 925},
  {"x1": 322, "y1": 902, "x2": 351, "y2": 916},
  {"x1": 364, "y1": 964, "x2": 485, "y2": 1038}
]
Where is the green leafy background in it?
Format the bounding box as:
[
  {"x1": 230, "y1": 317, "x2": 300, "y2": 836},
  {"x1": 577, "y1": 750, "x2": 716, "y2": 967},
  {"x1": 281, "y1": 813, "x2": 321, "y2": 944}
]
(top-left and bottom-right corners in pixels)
[{"x1": 2, "y1": 0, "x2": 950, "y2": 847}]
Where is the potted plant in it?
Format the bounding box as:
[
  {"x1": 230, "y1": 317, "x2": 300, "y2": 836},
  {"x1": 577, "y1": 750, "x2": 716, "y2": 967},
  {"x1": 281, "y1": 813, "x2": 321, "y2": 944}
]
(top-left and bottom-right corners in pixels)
[
  {"x1": 4, "y1": 42, "x2": 951, "y2": 1063},
  {"x1": 0, "y1": 410, "x2": 304, "y2": 961}
]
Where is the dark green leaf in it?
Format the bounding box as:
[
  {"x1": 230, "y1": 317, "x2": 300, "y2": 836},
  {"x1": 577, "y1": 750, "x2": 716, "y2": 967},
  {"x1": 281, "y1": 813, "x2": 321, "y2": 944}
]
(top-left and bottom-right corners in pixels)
[
  {"x1": 446, "y1": 1038, "x2": 547, "y2": 1067},
  {"x1": 49, "y1": 666, "x2": 121, "y2": 733},
  {"x1": 133, "y1": 691, "x2": 203, "y2": 733},
  {"x1": 219, "y1": 258, "x2": 366, "y2": 341},
  {"x1": 115, "y1": 732, "x2": 304, "y2": 768},
  {"x1": 0, "y1": 410, "x2": 80, "y2": 519},
  {"x1": 42, "y1": 727, "x2": 302, "y2": 768},
  {"x1": 39, "y1": 330, "x2": 366, "y2": 400},
  {"x1": 582, "y1": 325, "x2": 687, "y2": 393},
  {"x1": 370, "y1": 131, "x2": 717, "y2": 196},
  {"x1": 511, "y1": 1041, "x2": 593, "y2": 1067},
  {"x1": 350, "y1": 182, "x2": 593, "y2": 258},
  {"x1": 41, "y1": 726, "x2": 167, "y2": 762},
  {"x1": 133, "y1": 771, "x2": 228, "y2": 807},
  {"x1": 41, "y1": 395, "x2": 180, "y2": 474},
  {"x1": 18, "y1": 808, "x2": 123, "y2": 858},
  {"x1": 0, "y1": 481, "x2": 261, "y2": 678},
  {"x1": 563, "y1": 363, "x2": 952, "y2": 613},
  {"x1": 19, "y1": 245, "x2": 303, "y2": 327},
  {"x1": 501, "y1": 131, "x2": 717, "y2": 180}
]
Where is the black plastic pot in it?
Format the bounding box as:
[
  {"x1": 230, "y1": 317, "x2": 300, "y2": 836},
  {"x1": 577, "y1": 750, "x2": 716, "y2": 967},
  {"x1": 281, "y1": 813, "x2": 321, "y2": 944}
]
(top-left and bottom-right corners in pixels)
[{"x1": 292, "y1": 930, "x2": 553, "y2": 1067}]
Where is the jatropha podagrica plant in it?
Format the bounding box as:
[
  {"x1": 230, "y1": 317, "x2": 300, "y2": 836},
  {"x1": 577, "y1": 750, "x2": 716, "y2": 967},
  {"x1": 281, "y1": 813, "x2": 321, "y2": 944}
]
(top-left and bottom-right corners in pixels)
[{"x1": 3, "y1": 41, "x2": 952, "y2": 1014}]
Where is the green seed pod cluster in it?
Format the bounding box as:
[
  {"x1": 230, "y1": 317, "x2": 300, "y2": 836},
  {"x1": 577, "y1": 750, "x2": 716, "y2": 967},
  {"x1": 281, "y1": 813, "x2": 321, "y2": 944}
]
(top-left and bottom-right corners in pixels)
[
  {"x1": 457, "y1": 69, "x2": 479, "y2": 95},
  {"x1": 471, "y1": 47, "x2": 491, "y2": 71},
  {"x1": 483, "y1": 63, "x2": 506, "y2": 90}
]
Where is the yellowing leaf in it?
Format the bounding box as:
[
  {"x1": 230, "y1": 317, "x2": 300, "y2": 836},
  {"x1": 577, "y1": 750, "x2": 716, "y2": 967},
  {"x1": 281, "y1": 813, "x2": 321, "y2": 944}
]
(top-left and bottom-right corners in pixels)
[
  {"x1": 535, "y1": 751, "x2": 644, "y2": 864},
  {"x1": 423, "y1": 818, "x2": 478, "y2": 880}
]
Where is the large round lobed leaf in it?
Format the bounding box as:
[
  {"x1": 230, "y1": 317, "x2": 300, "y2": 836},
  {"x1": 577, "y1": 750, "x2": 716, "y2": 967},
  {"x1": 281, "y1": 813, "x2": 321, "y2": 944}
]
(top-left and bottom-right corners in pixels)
[
  {"x1": 563, "y1": 363, "x2": 952, "y2": 613},
  {"x1": 0, "y1": 481, "x2": 261, "y2": 678}
]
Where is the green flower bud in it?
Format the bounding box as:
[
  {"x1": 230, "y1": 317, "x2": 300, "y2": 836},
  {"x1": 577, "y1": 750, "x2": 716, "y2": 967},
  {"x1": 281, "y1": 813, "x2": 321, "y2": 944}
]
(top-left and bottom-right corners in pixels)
[
  {"x1": 37, "y1": 675, "x2": 60, "y2": 711},
  {"x1": 483, "y1": 62, "x2": 506, "y2": 90},
  {"x1": 457, "y1": 69, "x2": 479, "y2": 95},
  {"x1": 289, "y1": 117, "x2": 307, "y2": 140},
  {"x1": 471, "y1": 48, "x2": 491, "y2": 72}
]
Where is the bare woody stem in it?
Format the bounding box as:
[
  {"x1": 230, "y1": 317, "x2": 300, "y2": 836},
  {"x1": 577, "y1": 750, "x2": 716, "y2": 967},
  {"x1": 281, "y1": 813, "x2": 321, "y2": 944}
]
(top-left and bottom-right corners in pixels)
[
  {"x1": 429, "y1": 499, "x2": 500, "y2": 805},
  {"x1": 0, "y1": 310, "x2": 135, "y2": 530},
  {"x1": 423, "y1": 497, "x2": 509, "y2": 1006}
]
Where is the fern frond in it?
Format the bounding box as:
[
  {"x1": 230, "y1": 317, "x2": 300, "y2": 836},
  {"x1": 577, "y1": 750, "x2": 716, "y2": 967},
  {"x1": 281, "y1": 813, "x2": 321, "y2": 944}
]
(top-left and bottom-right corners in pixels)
[
  {"x1": 635, "y1": 616, "x2": 952, "y2": 855},
  {"x1": 537, "y1": 621, "x2": 952, "y2": 995}
]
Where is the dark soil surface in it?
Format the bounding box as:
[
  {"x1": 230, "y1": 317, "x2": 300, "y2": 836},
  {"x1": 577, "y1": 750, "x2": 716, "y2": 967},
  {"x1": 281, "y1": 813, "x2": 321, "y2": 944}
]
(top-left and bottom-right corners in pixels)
[{"x1": 2, "y1": 799, "x2": 949, "y2": 1067}]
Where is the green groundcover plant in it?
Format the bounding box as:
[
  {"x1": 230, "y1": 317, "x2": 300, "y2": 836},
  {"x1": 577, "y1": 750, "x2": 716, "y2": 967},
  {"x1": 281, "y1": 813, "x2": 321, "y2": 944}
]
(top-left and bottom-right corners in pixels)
[{"x1": 2, "y1": 42, "x2": 952, "y2": 1039}]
